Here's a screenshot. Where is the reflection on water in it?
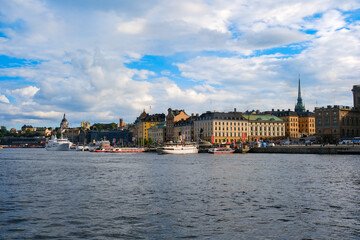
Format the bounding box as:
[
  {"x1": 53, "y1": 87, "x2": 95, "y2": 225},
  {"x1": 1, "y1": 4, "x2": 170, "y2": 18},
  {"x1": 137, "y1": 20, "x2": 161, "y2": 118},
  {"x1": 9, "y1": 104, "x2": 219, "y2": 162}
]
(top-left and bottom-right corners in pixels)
[{"x1": 0, "y1": 149, "x2": 359, "y2": 239}]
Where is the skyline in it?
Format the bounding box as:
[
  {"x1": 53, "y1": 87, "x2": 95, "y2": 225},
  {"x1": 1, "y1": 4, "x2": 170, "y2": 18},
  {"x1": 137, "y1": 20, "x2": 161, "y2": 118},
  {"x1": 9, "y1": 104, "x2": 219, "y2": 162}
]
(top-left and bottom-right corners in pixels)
[{"x1": 0, "y1": 0, "x2": 360, "y2": 129}]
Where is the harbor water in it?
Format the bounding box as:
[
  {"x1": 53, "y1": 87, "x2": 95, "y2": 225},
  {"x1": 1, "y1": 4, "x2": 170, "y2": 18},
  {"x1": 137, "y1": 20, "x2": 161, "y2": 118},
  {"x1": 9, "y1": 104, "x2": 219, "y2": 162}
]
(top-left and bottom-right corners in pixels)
[{"x1": 0, "y1": 149, "x2": 359, "y2": 239}]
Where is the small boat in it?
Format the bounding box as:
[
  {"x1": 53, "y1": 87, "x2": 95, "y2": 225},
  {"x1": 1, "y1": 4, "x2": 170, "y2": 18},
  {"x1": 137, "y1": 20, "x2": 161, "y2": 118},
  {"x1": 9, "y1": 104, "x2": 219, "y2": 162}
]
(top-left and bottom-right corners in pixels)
[
  {"x1": 157, "y1": 142, "x2": 198, "y2": 154},
  {"x1": 111, "y1": 147, "x2": 145, "y2": 153},
  {"x1": 208, "y1": 147, "x2": 235, "y2": 154}
]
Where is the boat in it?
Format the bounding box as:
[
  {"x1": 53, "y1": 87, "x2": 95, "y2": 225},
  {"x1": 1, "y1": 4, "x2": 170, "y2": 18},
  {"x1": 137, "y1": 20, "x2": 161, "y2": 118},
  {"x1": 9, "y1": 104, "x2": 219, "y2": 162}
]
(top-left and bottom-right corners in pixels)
[
  {"x1": 89, "y1": 138, "x2": 111, "y2": 152},
  {"x1": 157, "y1": 142, "x2": 198, "y2": 154},
  {"x1": 208, "y1": 147, "x2": 235, "y2": 154},
  {"x1": 45, "y1": 135, "x2": 72, "y2": 151},
  {"x1": 111, "y1": 147, "x2": 145, "y2": 153},
  {"x1": 93, "y1": 146, "x2": 114, "y2": 153},
  {"x1": 76, "y1": 145, "x2": 89, "y2": 151}
]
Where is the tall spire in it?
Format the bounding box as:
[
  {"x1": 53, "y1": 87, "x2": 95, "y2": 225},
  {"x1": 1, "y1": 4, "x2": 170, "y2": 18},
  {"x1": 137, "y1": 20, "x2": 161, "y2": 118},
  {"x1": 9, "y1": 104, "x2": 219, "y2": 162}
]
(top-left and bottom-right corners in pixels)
[
  {"x1": 295, "y1": 74, "x2": 305, "y2": 113},
  {"x1": 297, "y1": 74, "x2": 301, "y2": 101}
]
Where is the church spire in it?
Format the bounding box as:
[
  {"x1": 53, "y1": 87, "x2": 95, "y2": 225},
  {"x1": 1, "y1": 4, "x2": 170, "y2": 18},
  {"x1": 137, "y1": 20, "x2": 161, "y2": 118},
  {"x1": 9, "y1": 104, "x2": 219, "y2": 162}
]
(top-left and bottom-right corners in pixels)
[
  {"x1": 297, "y1": 74, "x2": 302, "y2": 101},
  {"x1": 295, "y1": 74, "x2": 305, "y2": 113}
]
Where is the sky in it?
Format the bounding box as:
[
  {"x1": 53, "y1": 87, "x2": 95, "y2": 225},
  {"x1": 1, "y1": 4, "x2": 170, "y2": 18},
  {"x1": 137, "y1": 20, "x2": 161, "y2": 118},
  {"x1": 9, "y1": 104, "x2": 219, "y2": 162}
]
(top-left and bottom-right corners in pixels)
[{"x1": 0, "y1": 0, "x2": 360, "y2": 129}]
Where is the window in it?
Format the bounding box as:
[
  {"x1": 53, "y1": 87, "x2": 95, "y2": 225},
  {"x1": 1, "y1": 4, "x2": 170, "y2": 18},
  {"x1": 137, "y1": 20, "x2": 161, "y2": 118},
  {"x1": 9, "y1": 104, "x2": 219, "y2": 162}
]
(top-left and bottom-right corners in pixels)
[{"x1": 333, "y1": 118, "x2": 337, "y2": 124}]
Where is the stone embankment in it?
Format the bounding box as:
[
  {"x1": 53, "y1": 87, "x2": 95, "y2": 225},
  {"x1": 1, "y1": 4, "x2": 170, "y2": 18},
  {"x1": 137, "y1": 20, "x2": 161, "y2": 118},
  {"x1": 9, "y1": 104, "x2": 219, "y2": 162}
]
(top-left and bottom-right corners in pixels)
[{"x1": 249, "y1": 144, "x2": 360, "y2": 154}]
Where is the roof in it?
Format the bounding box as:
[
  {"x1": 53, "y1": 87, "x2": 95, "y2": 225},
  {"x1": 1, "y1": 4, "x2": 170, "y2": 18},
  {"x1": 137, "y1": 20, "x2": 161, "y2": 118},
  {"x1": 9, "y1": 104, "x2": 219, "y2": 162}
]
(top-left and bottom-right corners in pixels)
[
  {"x1": 242, "y1": 114, "x2": 283, "y2": 122},
  {"x1": 197, "y1": 111, "x2": 246, "y2": 121}
]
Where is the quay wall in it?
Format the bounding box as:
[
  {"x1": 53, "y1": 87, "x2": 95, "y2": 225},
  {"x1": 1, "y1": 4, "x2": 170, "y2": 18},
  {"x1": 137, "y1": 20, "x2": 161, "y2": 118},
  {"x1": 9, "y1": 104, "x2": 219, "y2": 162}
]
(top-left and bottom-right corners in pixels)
[{"x1": 249, "y1": 145, "x2": 360, "y2": 154}]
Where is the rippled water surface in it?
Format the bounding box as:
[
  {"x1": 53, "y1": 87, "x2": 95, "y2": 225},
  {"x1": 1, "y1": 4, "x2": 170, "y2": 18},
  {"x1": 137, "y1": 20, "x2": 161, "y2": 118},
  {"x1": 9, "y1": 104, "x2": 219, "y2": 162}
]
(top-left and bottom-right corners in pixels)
[{"x1": 1, "y1": 149, "x2": 359, "y2": 239}]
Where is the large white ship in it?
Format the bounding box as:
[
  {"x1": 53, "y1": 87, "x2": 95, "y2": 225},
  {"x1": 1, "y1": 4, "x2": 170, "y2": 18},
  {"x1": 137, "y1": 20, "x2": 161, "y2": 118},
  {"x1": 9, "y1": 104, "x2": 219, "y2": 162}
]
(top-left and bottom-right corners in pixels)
[
  {"x1": 157, "y1": 142, "x2": 198, "y2": 154},
  {"x1": 45, "y1": 135, "x2": 72, "y2": 151}
]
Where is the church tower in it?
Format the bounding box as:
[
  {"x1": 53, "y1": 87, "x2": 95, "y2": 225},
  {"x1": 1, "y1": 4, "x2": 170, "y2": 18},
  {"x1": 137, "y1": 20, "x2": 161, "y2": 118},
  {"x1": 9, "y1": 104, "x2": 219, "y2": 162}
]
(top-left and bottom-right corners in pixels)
[
  {"x1": 295, "y1": 75, "x2": 306, "y2": 113},
  {"x1": 60, "y1": 113, "x2": 69, "y2": 129}
]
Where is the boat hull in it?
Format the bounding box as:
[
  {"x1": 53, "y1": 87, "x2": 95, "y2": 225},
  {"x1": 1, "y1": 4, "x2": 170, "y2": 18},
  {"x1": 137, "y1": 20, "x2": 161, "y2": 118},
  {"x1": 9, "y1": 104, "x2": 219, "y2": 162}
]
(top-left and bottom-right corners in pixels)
[{"x1": 45, "y1": 143, "x2": 71, "y2": 151}]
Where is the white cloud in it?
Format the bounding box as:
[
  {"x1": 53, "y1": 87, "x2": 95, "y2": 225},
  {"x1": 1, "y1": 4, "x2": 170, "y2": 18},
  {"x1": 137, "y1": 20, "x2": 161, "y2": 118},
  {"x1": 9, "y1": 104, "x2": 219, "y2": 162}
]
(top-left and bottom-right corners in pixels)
[
  {"x1": 0, "y1": 0, "x2": 359, "y2": 128},
  {"x1": 0, "y1": 94, "x2": 10, "y2": 103},
  {"x1": 7, "y1": 86, "x2": 40, "y2": 99}
]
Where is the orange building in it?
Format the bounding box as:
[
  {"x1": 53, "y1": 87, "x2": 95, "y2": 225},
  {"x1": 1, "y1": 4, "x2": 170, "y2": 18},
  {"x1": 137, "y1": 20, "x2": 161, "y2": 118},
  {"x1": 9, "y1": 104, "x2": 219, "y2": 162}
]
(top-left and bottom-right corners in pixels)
[{"x1": 166, "y1": 108, "x2": 190, "y2": 141}]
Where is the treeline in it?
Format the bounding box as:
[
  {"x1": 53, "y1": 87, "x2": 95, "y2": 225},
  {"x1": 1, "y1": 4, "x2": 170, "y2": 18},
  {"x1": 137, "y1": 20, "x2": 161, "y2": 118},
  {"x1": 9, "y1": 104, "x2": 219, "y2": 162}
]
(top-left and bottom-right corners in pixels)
[{"x1": 0, "y1": 126, "x2": 45, "y2": 138}]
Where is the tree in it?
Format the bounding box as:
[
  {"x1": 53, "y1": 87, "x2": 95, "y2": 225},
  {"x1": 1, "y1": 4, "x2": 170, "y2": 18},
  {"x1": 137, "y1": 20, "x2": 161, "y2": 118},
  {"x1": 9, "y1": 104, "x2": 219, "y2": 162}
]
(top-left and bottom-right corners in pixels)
[{"x1": 110, "y1": 122, "x2": 117, "y2": 130}]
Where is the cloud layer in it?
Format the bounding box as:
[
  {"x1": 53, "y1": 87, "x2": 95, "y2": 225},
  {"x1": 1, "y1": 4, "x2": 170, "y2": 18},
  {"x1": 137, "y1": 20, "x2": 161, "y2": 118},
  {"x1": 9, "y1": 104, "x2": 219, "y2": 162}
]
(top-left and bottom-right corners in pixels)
[{"x1": 0, "y1": 0, "x2": 359, "y2": 128}]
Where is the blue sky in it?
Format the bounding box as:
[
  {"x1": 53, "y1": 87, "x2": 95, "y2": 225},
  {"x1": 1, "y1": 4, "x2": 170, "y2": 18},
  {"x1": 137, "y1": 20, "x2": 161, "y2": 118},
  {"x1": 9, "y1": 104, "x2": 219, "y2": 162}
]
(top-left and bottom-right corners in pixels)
[{"x1": 0, "y1": 0, "x2": 359, "y2": 129}]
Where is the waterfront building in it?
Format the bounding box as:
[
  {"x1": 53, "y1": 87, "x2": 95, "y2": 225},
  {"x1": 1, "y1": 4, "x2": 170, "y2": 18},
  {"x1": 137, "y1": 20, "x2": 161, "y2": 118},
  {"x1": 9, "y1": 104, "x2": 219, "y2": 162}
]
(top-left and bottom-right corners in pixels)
[
  {"x1": 148, "y1": 122, "x2": 166, "y2": 144},
  {"x1": 60, "y1": 114, "x2": 69, "y2": 129},
  {"x1": 315, "y1": 85, "x2": 360, "y2": 143},
  {"x1": 264, "y1": 109, "x2": 299, "y2": 138},
  {"x1": 298, "y1": 111, "x2": 316, "y2": 137},
  {"x1": 166, "y1": 108, "x2": 190, "y2": 141},
  {"x1": 242, "y1": 114, "x2": 285, "y2": 141},
  {"x1": 194, "y1": 110, "x2": 248, "y2": 144},
  {"x1": 134, "y1": 110, "x2": 165, "y2": 142},
  {"x1": 173, "y1": 115, "x2": 197, "y2": 142},
  {"x1": 88, "y1": 129, "x2": 133, "y2": 146}
]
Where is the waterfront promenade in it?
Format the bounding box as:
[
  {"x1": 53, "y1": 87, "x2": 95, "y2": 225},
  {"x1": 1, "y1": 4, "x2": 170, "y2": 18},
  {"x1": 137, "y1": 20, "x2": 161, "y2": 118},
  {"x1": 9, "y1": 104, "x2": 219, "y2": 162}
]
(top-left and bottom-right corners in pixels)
[{"x1": 249, "y1": 144, "x2": 360, "y2": 154}]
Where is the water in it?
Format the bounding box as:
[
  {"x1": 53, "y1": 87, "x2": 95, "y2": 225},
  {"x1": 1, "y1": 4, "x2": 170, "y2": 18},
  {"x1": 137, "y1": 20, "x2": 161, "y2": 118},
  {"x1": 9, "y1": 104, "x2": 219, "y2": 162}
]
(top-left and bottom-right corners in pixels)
[{"x1": 0, "y1": 149, "x2": 359, "y2": 239}]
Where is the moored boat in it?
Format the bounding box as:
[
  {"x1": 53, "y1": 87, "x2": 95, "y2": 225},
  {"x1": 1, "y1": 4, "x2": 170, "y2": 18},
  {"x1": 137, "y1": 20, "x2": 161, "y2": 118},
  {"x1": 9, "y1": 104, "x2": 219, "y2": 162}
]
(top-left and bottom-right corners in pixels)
[
  {"x1": 46, "y1": 135, "x2": 72, "y2": 151},
  {"x1": 208, "y1": 147, "x2": 235, "y2": 154},
  {"x1": 111, "y1": 147, "x2": 145, "y2": 153},
  {"x1": 157, "y1": 142, "x2": 198, "y2": 154}
]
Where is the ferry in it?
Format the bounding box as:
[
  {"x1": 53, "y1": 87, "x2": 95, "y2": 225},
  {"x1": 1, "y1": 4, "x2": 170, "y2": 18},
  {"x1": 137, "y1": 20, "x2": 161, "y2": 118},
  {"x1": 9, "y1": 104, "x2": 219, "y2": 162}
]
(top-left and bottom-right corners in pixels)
[
  {"x1": 111, "y1": 147, "x2": 145, "y2": 153},
  {"x1": 157, "y1": 142, "x2": 198, "y2": 154},
  {"x1": 93, "y1": 146, "x2": 114, "y2": 153},
  {"x1": 208, "y1": 147, "x2": 235, "y2": 154}
]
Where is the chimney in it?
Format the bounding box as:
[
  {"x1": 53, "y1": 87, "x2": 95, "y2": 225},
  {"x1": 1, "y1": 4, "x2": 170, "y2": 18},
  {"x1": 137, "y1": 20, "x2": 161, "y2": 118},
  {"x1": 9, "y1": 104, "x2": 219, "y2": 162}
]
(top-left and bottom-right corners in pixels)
[
  {"x1": 120, "y1": 118, "x2": 123, "y2": 127},
  {"x1": 234, "y1": 108, "x2": 237, "y2": 112},
  {"x1": 196, "y1": 114, "x2": 199, "y2": 117},
  {"x1": 256, "y1": 110, "x2": 260, "y2": 114}
]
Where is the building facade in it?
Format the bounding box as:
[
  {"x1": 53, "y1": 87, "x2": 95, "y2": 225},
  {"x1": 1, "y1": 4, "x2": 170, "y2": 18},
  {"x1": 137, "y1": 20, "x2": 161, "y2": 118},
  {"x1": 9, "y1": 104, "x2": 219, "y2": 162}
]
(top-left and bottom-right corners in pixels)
[
  {"x1": 148, "y1": 122, "x2": 166, "y2": 144},
  {"x1": 134, "y1": 110, "x2": 165, "y2": 142},
  {"x1": 165, "y1": 108, "x2": 190, "y2": 141},
  {"x1": 173, "y1": 115, "x2": 197, "y2": 142},
  {"x1": 194, "y1": 110, "x2": 248, "y2": 144},
  {"x1": 242, "y1": 114, "x2": 285, "y2": 141},
  {"x1": 315, "y1": 105, "x2": 360, "y2": 143}
]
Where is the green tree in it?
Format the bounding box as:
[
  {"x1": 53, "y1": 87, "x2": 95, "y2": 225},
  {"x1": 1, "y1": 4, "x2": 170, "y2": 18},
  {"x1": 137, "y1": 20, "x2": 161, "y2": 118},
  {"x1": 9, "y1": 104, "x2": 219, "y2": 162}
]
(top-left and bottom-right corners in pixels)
[
  {"x1": 147, "y1": 138, "x2": 153, "y2": 146},
  {"x1": 110, "y1": 122, "x2": 117, "y2": 130}
]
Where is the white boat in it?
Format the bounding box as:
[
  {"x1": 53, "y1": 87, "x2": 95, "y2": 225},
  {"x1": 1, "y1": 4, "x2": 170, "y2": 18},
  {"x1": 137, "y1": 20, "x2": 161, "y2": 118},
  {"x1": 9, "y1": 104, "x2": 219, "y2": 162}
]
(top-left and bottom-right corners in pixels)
[
  {"x1": 157, "y1": 142, "x2": 198, "y2": 154},
  {"x1": 76, "y1": 145, "x2": 89, "y2": 151},
  {"x1": 208, "y1": 147, "x2": 235, "y2": 154},
  {"x1": 111, "y1": 147, "x2": 145, "y2": 153},
  {"x1": 46, "y1": 135, "x2": 72, "y2": 151},
  {"x1": 89, "y1": 139, "x2": 111, "y2": 152}
]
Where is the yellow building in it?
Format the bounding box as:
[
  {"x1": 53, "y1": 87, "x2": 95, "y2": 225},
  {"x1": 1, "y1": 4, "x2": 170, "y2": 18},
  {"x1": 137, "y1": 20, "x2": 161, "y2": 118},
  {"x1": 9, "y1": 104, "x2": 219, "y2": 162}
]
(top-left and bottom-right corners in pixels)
[
  {"x1": 298, "y1": 112, "x2": 316, "y2": 137},
  {"x1": 194, "y1": 110, "x2": 248, "y2": 144},
  {"x1": 242, "y1": 114, "x2": 285, "y2": 141},
  {"x1": 265, "y1": 109, "x2": 315, "y2": 139},
  {"x1": 134, "y1": 110, "x2": 165, "y2": 142}
]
